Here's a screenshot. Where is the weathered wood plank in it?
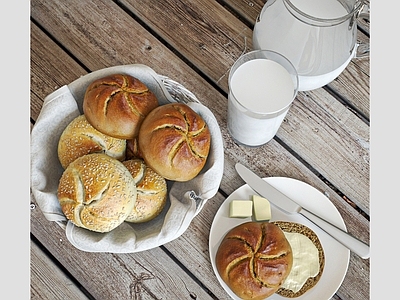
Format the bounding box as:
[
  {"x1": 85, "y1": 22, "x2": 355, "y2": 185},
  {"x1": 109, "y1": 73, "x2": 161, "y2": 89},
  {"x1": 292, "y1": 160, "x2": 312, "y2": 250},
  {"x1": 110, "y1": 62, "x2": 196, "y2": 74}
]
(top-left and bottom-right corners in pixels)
[
  {"x1": 31, "y1": 240, "x2": 91, "y2": 300},
  {"x1": 328, "y1": 29, "x2": 370, "y2": 118},
  {"x1": 280, "y1": 89, "x2": 370, "y2": 212},
  {"x1": 30, "y1": 24, "x2": 87, "y2": 121},
  {"x1": 119, "y1": 0, "x2": 250, "y2": 92}
]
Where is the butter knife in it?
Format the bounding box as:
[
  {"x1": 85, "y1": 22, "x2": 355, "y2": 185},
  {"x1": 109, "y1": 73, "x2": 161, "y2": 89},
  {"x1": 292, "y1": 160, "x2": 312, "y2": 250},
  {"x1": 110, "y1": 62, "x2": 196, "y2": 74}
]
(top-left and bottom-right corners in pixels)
[{"x1": 235, "y1": 163, "x2": 370, "y2": 259}]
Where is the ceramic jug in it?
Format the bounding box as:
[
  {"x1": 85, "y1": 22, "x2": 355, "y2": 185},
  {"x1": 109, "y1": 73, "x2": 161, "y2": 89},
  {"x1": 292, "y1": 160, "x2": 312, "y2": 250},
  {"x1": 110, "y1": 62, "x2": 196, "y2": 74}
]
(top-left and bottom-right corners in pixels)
[{"x1": 253, "y1": 0, "x2": 369, "y2": 91}]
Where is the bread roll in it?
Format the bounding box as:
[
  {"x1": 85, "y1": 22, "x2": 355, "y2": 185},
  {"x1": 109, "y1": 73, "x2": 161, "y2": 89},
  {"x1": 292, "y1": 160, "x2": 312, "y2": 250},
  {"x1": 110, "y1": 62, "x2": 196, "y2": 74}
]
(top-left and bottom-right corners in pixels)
[
  {"x1": 215, "y1": 222, "x2": 293, "y2": 300},
  {"x1": 83, "y1": 74, "x2": 159, "y2": 139},
  {"x1": 122, "y1": 159, "x2": 167, "y2": 223},
  {"x1": 138, "y1": 103, "x2": 211, "y2": 181},
  {"x1": 57, "y1": 153, "x2": 137, "y2": 233},
  {"x1": 57, "y1": 114, "x2": 126, "y2": 169}
]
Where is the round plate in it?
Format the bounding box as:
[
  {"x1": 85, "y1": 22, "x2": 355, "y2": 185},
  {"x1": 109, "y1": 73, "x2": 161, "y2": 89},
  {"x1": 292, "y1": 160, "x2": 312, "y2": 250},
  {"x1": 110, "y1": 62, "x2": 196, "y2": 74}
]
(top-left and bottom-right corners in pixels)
[{"x1": 209, "y1": 177, "x2": 350, "y2": 300}]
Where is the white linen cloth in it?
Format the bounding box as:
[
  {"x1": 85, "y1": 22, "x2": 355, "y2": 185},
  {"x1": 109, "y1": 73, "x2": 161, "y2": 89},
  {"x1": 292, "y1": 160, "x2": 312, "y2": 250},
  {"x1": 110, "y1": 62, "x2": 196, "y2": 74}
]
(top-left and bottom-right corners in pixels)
[{"x1": 31, "y1": 64, "x2": 224, "y2": 253}]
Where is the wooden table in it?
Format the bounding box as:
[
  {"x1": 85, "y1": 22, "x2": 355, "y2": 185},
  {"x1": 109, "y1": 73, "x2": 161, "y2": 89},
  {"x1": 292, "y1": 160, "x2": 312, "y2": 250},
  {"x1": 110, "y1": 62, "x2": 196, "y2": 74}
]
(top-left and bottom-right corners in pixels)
[{"x1": 30, "y1": 0, "x2": 370, "y2": 299}]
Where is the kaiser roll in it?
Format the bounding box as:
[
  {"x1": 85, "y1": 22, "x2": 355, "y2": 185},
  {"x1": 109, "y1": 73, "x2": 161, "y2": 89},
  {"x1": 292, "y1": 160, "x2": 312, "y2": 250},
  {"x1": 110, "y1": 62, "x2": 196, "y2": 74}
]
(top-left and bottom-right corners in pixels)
[
  {"x1": 57, "y1": 153, "x2": 137, "y2": 233},
  {"x1": 215, "y1": 222, "x2": 293, "y2": 300},
  {"x1": 122, "y1": 159, "x2": 167, "y2": 223},
  {"x1": 57, "y1": 114, "x2": 126, "y2": 169},
  {"x1": 83, "y1": 74, "x2": 159, "y2": 139},
  {"x1": 138, "y1": 103, "x2": 211, "y2": 181}
]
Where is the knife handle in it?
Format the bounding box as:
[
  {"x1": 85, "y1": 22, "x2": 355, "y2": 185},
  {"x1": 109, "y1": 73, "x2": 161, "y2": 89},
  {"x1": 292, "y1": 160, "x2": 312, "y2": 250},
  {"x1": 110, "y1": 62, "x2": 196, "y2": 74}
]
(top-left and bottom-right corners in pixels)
[{"x1": 300, "y1": 209, "x2": 370, "y2": 259}]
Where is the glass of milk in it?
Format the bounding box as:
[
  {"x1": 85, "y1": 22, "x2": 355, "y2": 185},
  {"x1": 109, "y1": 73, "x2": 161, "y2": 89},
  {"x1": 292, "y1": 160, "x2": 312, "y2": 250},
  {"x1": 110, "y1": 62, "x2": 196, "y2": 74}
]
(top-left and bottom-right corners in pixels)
[{"x1": 227, "y1": 50, "x2": 298, "y2": 147}]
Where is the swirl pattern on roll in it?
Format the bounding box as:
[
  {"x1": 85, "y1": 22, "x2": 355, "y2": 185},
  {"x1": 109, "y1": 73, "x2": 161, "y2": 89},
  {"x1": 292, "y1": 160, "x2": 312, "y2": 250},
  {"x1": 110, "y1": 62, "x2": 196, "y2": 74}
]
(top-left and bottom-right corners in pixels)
[{"x1": 215, "y1": 222, "x2": 293, "y2": 300}]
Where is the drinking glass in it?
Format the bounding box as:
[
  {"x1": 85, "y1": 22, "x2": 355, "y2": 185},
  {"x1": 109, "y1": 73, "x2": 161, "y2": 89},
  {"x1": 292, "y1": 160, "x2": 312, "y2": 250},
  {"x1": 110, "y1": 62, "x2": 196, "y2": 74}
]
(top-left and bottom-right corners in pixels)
[{"x1": 227, "y1": 50, "x2": 298, "y2": 147}]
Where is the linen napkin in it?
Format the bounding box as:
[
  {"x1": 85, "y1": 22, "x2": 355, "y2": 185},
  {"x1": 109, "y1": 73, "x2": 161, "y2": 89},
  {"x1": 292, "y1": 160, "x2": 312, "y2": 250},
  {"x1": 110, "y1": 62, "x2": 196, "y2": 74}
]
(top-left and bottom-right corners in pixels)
[{"x1": 31, "y1": 64, "x2": 224, "y2": 253}]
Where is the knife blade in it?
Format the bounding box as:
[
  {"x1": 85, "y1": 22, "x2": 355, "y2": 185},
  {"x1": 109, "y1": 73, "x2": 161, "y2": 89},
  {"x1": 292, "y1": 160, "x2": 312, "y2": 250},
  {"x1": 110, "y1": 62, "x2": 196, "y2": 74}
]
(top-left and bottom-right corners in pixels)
[{"x1": 235, "y1": 163, "x2": 370, "y2": 259}]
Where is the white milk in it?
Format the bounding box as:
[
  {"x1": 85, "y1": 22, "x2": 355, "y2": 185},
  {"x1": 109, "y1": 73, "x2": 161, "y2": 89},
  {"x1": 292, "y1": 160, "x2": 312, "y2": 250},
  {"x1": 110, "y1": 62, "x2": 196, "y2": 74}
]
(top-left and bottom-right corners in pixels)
[
  {"x1": 291, "y1": 0, "x2": 348, "y2": 19},
  {"x1": 298, "y1": 47, "x2": 356, "y2": 91},
  {"x1": 253, "y1": 0, "x2": 355, "y2": 91},
  {"x1": 228, "y1": 59, "x2": 295, "y2": 146}
]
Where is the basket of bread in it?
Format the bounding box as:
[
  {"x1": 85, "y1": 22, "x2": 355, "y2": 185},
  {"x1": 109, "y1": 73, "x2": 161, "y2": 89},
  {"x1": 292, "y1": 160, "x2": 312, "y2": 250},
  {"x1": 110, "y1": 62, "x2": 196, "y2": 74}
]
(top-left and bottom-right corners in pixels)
[{"x1": 31, "y1": 64, "x2": 224, "y2": 253}]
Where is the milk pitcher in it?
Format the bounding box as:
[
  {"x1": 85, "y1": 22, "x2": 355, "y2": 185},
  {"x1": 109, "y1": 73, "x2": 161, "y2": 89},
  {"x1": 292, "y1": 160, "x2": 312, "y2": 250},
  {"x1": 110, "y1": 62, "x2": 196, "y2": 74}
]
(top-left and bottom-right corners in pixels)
[{"x1": 253, "y1": 0, "x2": 369, "y2": 91}]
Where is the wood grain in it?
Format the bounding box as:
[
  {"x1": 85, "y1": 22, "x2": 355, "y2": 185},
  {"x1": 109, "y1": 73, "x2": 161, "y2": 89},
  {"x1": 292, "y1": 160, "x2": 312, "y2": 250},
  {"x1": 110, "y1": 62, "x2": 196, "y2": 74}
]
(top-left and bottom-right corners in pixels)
[{"x1": 31, "y1": 241, "x2": 90, "y2": 300}]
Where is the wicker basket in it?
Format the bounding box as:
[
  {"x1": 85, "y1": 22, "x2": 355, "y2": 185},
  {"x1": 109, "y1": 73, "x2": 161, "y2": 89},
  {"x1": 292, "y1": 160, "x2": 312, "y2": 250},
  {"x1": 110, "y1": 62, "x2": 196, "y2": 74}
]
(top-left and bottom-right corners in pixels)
[{"x1": 159, "y1": 75, "x2": 200, "y2": 104}]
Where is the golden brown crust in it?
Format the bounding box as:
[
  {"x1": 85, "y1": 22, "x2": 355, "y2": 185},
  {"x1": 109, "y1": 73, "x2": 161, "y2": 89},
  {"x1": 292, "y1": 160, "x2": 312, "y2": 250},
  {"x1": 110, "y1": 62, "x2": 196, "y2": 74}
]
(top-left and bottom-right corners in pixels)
[
  {"x1": 215, "y1": 222, "x2": 293, "y2": 300},
  {"x1": 83, "y1": 74, "x2": 159, "y2": 139},
  {"x1": 122, "y1": 159, "x2": 167, "y2": 223},
  {"x1": 272, "y1": 221, "x2": 325, "y2": 298},
  {"x1": 57, "y1": 114, "x2": 126, "y2": 169},
  {"x1": 138, "y1": 103, "x2": 211, "y2": 181},
  {"x1": 57, "y1": 153, "x2": 137, "y2": 233}
]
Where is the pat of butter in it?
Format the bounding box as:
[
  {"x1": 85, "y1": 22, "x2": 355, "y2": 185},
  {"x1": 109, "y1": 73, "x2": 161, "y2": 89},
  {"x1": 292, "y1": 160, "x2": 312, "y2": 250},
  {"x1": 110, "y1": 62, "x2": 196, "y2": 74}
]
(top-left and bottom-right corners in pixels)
[
  {"x1": 229, "y1": 200, "x2": 253, "y2": 218},
  {"x1": 252, "y1": 195, "x2": 272, "y2": 221},
  {"x1": 281, "y1": 232, "x2": 320, "y2": 293}
]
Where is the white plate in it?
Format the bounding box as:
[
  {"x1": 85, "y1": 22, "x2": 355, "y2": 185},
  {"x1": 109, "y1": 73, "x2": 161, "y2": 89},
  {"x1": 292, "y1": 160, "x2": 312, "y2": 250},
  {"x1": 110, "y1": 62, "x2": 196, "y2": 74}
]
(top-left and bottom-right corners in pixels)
[{"x1": 209, "y1": 177, "x2": 350, "y2": 300}]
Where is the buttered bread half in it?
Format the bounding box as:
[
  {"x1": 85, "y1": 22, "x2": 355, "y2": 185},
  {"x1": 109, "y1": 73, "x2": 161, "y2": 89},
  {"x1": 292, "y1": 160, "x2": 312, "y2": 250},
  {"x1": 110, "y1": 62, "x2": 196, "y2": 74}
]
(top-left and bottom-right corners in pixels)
[{"x1": 272, "y1": 221, "x2": 325, "y2": 298}]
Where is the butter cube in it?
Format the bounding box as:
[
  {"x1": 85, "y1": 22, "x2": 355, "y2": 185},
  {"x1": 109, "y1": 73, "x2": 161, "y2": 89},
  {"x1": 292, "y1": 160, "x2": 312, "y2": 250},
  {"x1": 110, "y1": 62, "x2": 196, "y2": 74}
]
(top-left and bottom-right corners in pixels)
[
  {"x1": 229, "y1": 200, "x2": 253, "y2": 218},
  {"x1": 252, "y1": 195, "x2": 272, "y2": 221}
]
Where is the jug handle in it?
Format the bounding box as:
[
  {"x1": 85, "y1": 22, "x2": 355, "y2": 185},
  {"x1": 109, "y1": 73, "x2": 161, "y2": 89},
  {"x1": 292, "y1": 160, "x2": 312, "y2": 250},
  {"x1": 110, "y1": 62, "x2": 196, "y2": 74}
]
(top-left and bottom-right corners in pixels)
[{"x1": 355, "y1": 1, "x2": 370, "y2": 58}]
